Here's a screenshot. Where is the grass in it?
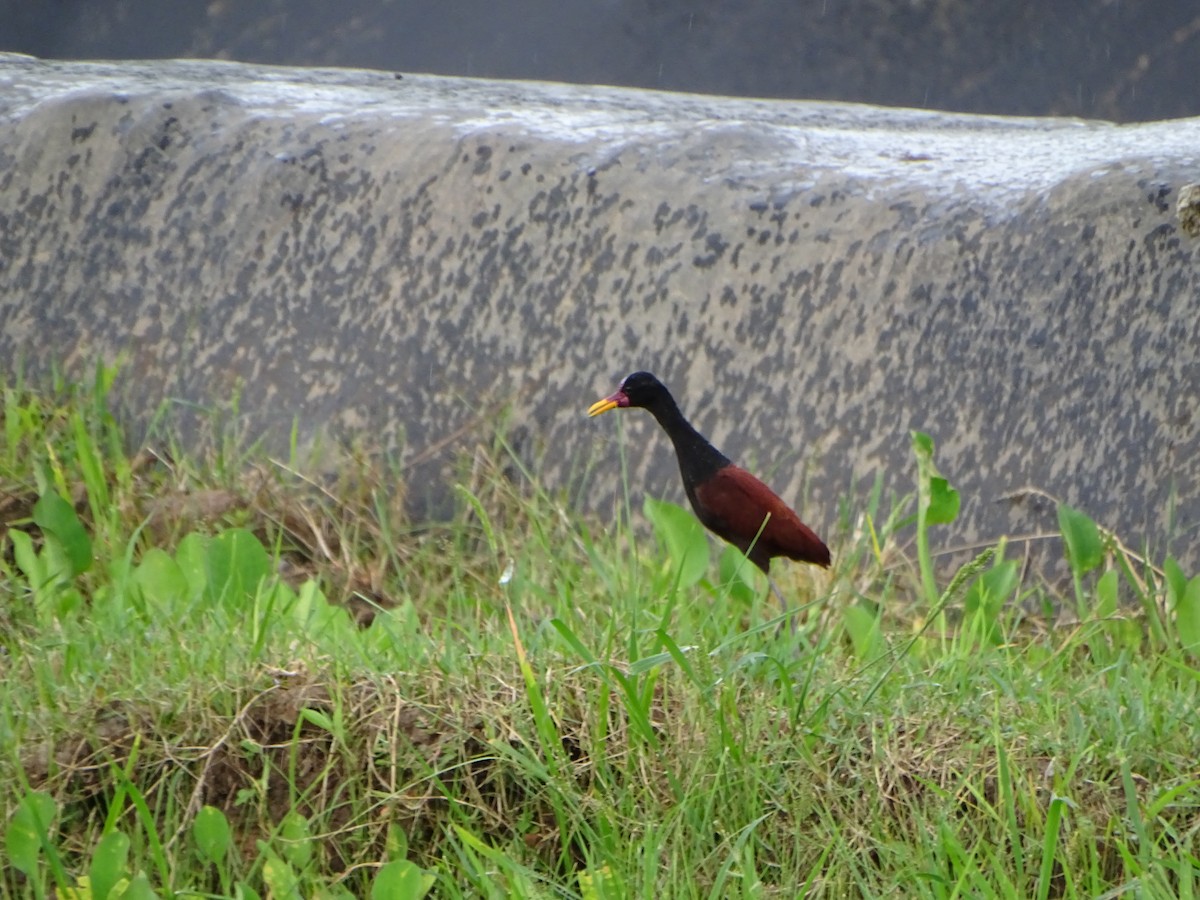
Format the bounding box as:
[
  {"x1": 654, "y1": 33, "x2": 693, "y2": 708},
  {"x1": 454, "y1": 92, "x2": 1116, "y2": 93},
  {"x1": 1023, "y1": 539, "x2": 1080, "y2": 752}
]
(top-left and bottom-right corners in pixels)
[{"x1": 2, "y1": 370, "x2": 1200, "y2": 899}]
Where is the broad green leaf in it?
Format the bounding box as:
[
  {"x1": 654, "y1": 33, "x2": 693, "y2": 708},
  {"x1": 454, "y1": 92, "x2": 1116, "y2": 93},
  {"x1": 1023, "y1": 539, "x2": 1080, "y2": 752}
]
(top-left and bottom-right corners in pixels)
[
  {"x1": 40, "y1": 535, "x2": 79, "y2": 591},
  {"x1": 175, "y1": 532, "x2": 210, "y2": 600},
  {"x1": 963, "y1": 560, "x2": 1018, "y2": 644},
  {"x1": 33, "y1": 491, "x2": 93, "y2": 575},
  {"x1": 644, "y1": 497, "x2": 710, "y2": 588},
  {"x1": 279, "y1": 811, "x2": 313, "y2": 868},
  {"x1": 926, "y1": 476, "x2": 960, "y2": 525},
  {"x1": 9, "y1": 528, "x2": 45, "y2": 587},
  {"x1": 193, "y1": 805, "x2": 232, "y2": 865},
  {"x1": 1058, "y1": 505, "x2": 1104, "y2": 576},
  {"x1": 312, "y1": 887, "x2": 357, "y2": 900},
  {"x1": 89, "y1": 830, "x2": 130, "y2": 900},
  {"x1": 205, "y1": 528, "x2": 272, "y2": 607},
  {"x1": 5, "y1": 790, "x2": 57, "y2": 876},
  {"x1": 1095, "y1": 569, "x2": 1119, "y2": 618},
  {"x1": 53, "y1": 587, "x2": 85, "y2": 620},
  {"x1": 1177, "y1": 575, "x2": 1200, "y2": 654},
  {"x1": 385, "y1": 825, "x2": 409, "y2": 863},
  {"x1": 58, "y1": 875, "x2": 93, "y2": 900},
  {"x1": 843, "y1": 603, "x2": 882, "y2": 660},
  {"x1": 291, "y1": 579, "x2": 322, "y2": 625},
  {"x1": 261, "y1": 855, "x2": 301, "y2": 900},
  {"x1": 132, "y1": 548, "x2": 189, "y2": 609},
  {"x1": 117, "y1": 873, "x2": 159, "y2": 900},
  {"x1": 579, "y1": 865, "x2": 616, "y2": 900},
  {"x1": 911, "y1": 431, "x2": 959, "y2": 525},
  {"x1": 716, "y1": 545, "x2": 764, "y2": 605},
  {"x1": 1164, "y1": 557, "x2": 1188, "y2": 612},
  {"x1": 293, "y1": 581, "x2": 354, "y2": 642},
  {"x1": 371, "y1": 859, "x2": 435, "y2": 900}
]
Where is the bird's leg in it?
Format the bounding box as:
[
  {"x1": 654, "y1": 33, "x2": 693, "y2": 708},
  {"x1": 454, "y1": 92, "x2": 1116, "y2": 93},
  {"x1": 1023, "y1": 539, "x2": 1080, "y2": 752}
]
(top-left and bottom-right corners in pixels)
[
  {"x1": 768, "y1": 577, "x2": 799, "y2": 635},
  {"x1": 768, "y1": 577, "x2": 787, "y2": 612}
]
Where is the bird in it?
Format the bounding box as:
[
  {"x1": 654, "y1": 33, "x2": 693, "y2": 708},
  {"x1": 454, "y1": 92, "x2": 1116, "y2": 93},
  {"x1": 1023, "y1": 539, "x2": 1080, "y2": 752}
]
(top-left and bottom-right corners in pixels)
[{"x1": 587, "y1": 371, "x2": 830, "y2": 605}]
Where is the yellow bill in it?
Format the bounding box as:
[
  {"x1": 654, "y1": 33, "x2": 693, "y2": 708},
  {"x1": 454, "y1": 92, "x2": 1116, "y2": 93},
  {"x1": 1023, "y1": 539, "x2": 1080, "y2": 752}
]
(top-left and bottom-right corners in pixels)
[{"x1": 587, "y1": 397, "x2": 619, "y2": 417}]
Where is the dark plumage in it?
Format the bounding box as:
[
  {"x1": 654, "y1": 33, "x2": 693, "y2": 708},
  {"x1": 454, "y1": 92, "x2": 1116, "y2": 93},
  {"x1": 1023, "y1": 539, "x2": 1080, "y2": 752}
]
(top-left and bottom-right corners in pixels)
[{"x1": 587, "y1": 371, "x2": 830, "y2": 579}]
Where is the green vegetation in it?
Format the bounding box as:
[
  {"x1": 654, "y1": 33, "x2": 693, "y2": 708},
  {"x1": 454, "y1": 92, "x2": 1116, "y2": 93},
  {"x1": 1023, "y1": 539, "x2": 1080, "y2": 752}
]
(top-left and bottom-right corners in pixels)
[{"x1": 2, "y1": 370, "x2": 1199, "y2": 898}]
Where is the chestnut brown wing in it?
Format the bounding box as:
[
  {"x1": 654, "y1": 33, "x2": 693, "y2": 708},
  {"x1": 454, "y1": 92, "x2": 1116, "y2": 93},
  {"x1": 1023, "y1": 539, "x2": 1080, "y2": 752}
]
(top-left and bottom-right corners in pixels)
[{"x1": 693, "y1": 466, "x2": 831, "y2": 570}]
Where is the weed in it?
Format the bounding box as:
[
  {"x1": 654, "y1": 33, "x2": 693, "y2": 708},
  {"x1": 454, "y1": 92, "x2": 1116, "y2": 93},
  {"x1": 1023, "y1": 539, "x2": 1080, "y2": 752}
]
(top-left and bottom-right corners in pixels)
[{"x1": 1, "y1": 375, "x2": 1198, "y2": 898}]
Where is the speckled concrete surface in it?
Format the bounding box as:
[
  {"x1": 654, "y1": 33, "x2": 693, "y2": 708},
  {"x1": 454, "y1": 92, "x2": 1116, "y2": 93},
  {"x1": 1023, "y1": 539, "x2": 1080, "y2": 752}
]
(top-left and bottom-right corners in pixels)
[{"x1": 1, "y1": 56, "x2": 1198, "y2": 562}]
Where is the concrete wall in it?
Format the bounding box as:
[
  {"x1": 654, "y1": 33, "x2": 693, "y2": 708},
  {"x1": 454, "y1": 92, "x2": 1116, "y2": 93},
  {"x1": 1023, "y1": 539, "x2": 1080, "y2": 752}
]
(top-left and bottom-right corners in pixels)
[{"x1": 2, "y1": 56, "x2": 1198, "y2": 563}]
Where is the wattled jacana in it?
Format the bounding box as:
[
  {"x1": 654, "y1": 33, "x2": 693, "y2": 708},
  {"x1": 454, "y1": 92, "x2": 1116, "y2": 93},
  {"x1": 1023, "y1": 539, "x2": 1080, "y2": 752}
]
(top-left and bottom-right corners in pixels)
[{"x1": 587, "y1": 372, "x2": 830, "y2": 600}]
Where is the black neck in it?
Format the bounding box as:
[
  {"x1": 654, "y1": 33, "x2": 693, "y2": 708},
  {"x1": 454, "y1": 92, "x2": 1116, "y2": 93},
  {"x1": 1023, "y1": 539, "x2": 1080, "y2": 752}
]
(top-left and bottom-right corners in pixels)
[{"x1": 645, "y1": 394, "x2": 731, "y2": 492}]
